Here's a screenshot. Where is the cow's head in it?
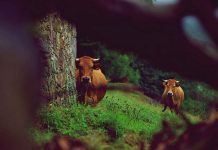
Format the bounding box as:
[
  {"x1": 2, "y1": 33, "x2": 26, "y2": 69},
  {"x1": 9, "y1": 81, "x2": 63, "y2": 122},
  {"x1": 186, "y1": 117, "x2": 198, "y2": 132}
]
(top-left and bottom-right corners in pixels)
[
  {"x1": 163, "y1": 79, "x2": 180, "y2": 97},
  {"x1": 76, "y1": 56, "x2": 100, "y2": 84}
]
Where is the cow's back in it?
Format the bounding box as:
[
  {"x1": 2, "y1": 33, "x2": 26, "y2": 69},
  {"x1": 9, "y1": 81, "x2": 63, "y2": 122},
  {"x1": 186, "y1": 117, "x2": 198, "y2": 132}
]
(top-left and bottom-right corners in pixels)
[{"x1": 173, "y1": 87, "x2": 184, "y2": 106}]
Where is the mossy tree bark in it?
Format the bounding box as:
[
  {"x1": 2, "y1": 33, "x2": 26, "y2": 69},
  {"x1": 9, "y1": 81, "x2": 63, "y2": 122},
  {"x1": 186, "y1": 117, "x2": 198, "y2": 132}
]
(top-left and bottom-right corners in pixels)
[{"x1": 37, "y1": 13, "x2": 77, "y2": 104}]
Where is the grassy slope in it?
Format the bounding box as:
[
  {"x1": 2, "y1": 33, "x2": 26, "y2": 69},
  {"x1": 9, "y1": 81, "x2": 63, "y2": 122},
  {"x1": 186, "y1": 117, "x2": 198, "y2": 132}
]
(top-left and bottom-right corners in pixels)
[{"x1": 32, "y1": 83, "x2": 200, "y2": 150}]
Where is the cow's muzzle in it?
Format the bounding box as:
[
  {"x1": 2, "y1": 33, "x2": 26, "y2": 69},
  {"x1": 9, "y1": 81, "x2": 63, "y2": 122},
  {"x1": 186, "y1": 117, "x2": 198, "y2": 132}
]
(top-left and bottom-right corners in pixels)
[
  {"x1": 81, "y1": 76, "x2": 91, "y2": 83},
  {"x1": 167, "y1": 92, "x2": 173, "y2": 97}
]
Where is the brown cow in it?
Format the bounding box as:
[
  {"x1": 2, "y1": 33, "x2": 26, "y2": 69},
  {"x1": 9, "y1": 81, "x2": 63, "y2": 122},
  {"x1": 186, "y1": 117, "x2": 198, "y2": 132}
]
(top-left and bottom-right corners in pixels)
[
  {"x1": 162, "y1": 79, "x2": 184, "y2": 114},
  {"x1": 75, "y1": 56, "x2": 107, "y2": 106}
]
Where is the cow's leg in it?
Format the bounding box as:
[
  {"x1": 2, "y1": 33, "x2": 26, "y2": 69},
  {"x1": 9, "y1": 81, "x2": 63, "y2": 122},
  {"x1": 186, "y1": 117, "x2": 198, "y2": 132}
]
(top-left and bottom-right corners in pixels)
[
  {"x1": 170, "y1": 107, "x2": 173, "y2": 112},
  {"x1": 86, "y1": 97, "x2": 92, "y2": 105},
  {"x1": 91, "y1": 95, "x2": 98, "y2": 107},
  {"x1": 174, "y1": 105, "x2": 179, "y2": 114},
  {"x1": 78, "y1": 92, "x2": 85, "y2": 103}
]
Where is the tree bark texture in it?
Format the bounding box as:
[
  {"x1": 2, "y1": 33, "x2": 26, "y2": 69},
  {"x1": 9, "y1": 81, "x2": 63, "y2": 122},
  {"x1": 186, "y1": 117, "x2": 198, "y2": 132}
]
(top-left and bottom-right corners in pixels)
[{"x1": 37, "y1": 13, "x2": 77, "y2": 104}]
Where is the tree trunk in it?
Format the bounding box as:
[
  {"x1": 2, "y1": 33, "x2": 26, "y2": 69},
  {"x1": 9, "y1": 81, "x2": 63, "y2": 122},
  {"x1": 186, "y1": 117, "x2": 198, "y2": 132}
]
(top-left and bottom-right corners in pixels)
[{"x1": 37, "y1": 13, "x2": 77, "y2": 104}]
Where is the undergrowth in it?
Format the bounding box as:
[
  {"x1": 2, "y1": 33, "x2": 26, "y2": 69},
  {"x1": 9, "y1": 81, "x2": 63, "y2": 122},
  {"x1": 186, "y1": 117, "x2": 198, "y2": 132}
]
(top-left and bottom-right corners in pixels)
[{"x1": 32, "y1": 83, "x2": 200, "y2": 149}]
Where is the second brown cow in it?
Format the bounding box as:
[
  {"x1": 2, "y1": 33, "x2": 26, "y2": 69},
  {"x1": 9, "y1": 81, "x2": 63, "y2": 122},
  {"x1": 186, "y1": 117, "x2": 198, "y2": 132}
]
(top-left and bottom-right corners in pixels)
[
  {"x1": 75, "y1": 56, "x2": 107, "y2": 106},
  {"x1": 162, "y1": 79, "x2": 184, "y2": 114}
]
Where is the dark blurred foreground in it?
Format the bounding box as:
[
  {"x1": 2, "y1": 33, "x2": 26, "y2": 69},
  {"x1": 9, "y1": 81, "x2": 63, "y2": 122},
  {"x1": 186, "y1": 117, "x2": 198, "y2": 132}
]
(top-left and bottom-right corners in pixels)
[
  {"x1": 0, "y1": 0, "x2": 218, "y2": 149},
  {"x1": 43, "y1": 135, "x2": 91, "y2": 150},
  {"x1": 150, "y1": 111, "x2": 218, "y2": 150}
]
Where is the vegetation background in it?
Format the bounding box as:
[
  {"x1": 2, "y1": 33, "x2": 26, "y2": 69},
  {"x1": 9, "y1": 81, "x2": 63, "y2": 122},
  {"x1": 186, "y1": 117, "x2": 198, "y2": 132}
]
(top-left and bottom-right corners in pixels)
[
  {"x1": 31, "y1": 0, "x2": 218, "y2": 149},
  {"x1": 77, "y1": 42, "x2": 218, "y2": 118},
  {"x1": 32, "y1": 41, "x2": 218, "y2": 149}
]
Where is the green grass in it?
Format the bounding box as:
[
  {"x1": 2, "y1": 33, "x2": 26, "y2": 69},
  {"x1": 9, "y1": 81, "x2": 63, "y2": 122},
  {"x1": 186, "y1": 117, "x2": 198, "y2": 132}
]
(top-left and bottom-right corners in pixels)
[
  {"x1": 30, "y1": 128, "x2": 53, "y2": 145},
  {"x1": 32, "y1": 83, "x2": 200, "y2": 149}
]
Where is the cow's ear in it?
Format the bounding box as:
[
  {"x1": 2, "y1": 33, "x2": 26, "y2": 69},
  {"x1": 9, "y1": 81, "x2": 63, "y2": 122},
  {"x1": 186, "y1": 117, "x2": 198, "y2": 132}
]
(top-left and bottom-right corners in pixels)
[
  {"x1": 93, "y1": 58, "x2": 100, "y2": 70},
  {"x1": 75, "y1": 58, "x2": 80, "y2": 68},
  {"x1": 175, "y1": 81, "x2": 180, "y2": 87},
  {"x1": 93, "y1": 62, "x2": 101, "y2": 70}
]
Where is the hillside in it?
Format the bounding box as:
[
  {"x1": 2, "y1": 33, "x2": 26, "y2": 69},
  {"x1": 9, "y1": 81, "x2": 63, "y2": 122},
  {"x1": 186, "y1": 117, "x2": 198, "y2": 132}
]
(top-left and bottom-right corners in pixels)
[{"x1": 32, "y1": 83, "x2": 200, "y2": 150}]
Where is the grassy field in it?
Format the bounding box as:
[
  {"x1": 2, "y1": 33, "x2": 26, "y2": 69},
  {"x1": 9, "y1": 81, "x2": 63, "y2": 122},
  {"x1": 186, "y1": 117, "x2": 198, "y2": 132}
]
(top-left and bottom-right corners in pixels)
[{"x1": 32, "y1": 83, "x2": 200, "y2": 150}]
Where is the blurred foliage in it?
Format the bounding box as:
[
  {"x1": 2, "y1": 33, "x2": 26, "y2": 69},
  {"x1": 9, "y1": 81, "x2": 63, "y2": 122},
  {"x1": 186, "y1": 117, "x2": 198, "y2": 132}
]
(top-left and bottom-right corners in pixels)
[
  {"x1": 150, "y1": 111, "x2": 218, "y2": 150},
  {"x1": 129, "y1": 0, "x2": 153, "y2": 4}
]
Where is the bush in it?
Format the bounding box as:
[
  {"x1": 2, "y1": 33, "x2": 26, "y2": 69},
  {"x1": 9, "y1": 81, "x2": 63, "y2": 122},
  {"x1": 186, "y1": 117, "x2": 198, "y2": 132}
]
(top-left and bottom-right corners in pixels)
[
  {"x1": 96, "y1": 46, "x2": 141, "y2": 85},
  {"x1": 184, "y1": 82, "x2": 218, "y2": 103},
  {"x1": 182, "y1": 98, "x2": 208, "y2": 117},
  {"x1": 133, "y1": 60, "x2": 179, "y2": 99}
]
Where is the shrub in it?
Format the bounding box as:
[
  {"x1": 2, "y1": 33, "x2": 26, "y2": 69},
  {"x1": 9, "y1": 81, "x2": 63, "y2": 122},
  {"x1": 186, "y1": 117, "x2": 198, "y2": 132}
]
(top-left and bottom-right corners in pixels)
[
  {"x1": 133, "y1": 60, "x2": 179, "y2": 99},
  {"x1": 182, "y1": 98, "x2": 208, "y2": 117},
  {"x1": 97, "y1": 46, "x2": 141, "y2": 85}
]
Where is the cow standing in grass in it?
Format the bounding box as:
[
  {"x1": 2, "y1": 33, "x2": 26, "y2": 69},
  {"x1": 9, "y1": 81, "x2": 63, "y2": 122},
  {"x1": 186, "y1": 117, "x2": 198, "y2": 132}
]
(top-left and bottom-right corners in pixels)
[
  {"x1": 76, "y1": 56, "x2": 107, "y2": 106},
  {"x1": 162, "y1": 79, "x2": 184, "y2": 114}
]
